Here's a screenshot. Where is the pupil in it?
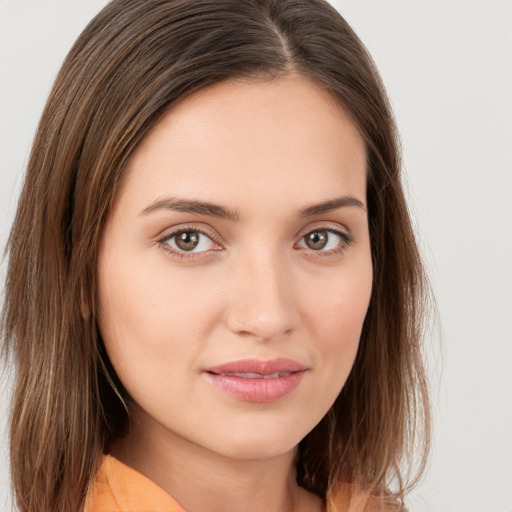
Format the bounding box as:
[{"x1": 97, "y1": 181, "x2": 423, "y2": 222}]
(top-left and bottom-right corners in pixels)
[
  {"x1": 176, "y1": 231, "x2": 199, "y2": 251},
  {"x1": 307, "y1": 231, "x2": 328, "y2": 250}
]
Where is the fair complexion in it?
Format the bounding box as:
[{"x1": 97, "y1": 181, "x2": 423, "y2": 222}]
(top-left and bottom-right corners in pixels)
[{"x1": 98, "y1": 75, "x2": 372, "y2": 512}]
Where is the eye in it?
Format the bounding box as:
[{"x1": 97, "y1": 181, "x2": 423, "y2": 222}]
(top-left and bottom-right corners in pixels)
[
  {"x1": 160, "y1": 228, "x2": 219, "y2": 254},
  {"x1": 297, "y1": 229, "x2": 351, "y2": 253}
]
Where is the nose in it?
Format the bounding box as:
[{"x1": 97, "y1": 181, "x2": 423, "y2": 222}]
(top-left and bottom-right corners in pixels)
[{"x1": 224, "y1": 248, "x2": 300, "y2": 342}]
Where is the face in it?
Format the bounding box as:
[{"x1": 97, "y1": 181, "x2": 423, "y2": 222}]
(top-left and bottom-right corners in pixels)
[{"x1": 97, "y1": 75, "x2": 372, "y2": 461}]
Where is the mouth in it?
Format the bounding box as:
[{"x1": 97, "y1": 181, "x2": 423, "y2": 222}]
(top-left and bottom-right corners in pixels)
[
  {"x1": 204, "y1": 358, "x2": 308, "y2": 403},
  {"x1": 212, "y1": 371, "x2": 292, "y2": 379}
]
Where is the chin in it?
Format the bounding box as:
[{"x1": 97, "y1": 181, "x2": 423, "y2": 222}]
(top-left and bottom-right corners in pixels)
[
  {"x1": 216, "y1": 439, "x2": 298, "y2": 461},
  {"x1": 201, "y1": 418, "x2": 311, "y2": 461}
]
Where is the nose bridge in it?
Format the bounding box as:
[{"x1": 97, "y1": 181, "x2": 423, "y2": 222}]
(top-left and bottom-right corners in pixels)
[{"x1": 226, "y1": 243, "x2": 298, "y2": 341}]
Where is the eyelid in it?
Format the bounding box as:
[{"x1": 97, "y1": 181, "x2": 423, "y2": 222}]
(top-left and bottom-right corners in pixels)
[
  {"x1": 296, "y1": 221, "x2": 352, "y2": 240},
  {"x1": 155, "y1": 221, "x2": 353, "y2": 261},
  {"x1": 295, "y1": 222, "x2": 353, "y2": 255},
  {"x1": 156, "y1": 224, "x2": 224, "y2": 258}
]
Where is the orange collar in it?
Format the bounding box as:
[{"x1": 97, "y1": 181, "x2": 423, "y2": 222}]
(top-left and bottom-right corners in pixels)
[
  {"x1": 85, "y1": 454, "x2": 185, "y2": 512},
  {"x1": 85, "y1": 454, "x2": 376, "y2": 512}
]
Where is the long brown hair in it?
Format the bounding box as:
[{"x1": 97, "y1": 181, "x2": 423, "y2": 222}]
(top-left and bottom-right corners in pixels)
[{"x1": 1, "y1": 1, "x2": 430, "y2": 510}]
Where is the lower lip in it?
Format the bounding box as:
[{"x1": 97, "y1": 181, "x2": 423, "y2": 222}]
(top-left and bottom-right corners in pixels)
[{"x1": 205, "y1": 371, "x2": 306, "y2": 403}]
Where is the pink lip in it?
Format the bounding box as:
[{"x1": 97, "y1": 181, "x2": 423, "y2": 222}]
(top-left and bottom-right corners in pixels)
[{"x1": 204, "y1": 358, "x2": 308, "y2": 403}]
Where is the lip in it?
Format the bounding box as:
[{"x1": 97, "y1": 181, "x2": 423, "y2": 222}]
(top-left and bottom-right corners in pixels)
[{"x1": 204, "y1": 358, "x2": 308, "y2": 403}]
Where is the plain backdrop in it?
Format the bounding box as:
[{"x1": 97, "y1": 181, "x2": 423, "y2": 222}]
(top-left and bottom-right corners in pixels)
[{"x1": 1, "y1": 1, "x2": 511, "y2": 511}]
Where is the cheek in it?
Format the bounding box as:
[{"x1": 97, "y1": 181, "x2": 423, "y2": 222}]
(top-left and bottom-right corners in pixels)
[
  {"x1": 99, "y1": 246, "x2": 220, "y2": 335},
  {"x1": 96, "y1": 248, "x2": 222, "y2": 389},
  {"x1": 302, "y1": 257, "x2": 372, "y2": 370}
]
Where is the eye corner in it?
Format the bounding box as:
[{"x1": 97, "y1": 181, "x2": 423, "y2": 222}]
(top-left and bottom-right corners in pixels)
[
  {"x1": 295, "y1": 226, "x2": 353, "y2": 255},
  {"x1": 157, "y1": 225, "x2": 224, "y2": 260}
]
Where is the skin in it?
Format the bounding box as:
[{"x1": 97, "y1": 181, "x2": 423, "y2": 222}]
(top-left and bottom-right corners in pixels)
[{"x1": 98, "y1": 74, "x2": 372, "y2": 512}]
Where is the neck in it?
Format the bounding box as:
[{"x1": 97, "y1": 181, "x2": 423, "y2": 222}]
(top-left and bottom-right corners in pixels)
[{"x1": 110, "y1": 408, "x2": 323, "y2": 512}]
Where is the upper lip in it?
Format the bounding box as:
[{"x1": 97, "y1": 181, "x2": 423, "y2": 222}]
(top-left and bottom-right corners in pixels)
[{"x1": 205, "y1": 358, "x2": 307, "y2": 376}]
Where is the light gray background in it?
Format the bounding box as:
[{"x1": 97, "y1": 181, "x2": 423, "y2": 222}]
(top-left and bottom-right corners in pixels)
[{"x1": 1, "y1": 1, "x2": 511, "y2": 511}]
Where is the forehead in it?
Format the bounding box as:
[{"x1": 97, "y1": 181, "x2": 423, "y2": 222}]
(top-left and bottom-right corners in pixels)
[{"x1": 116, "y1": 74, "x2": 367, "y2": 216}]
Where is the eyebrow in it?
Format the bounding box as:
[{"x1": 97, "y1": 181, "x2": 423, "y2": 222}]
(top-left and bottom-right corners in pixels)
[
  {"x1": 299, "y1": 196, "x2": 366, "y2": 217},
  {"x1": 140, "y1": 195, "x2": 365, "y2": 220},
  {"x1": 141, "y1": 197, "x2": 240, "y2": 221}
]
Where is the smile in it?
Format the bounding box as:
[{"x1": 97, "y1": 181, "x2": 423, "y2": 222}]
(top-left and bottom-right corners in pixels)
[
  {"x1": 204, "y1": 358, "x2": 308, "y2": 403},
  {"x1": 214, "y1": 372, "x2": 290, "y2": 379}
]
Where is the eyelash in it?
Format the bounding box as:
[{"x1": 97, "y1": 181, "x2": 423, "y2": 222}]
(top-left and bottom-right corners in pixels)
[
  {"x1": 157, "y1": 225, "x2": 353, "y2": 261},
  {"x1": 297, "y1": 228, "x2": 353, "y2": 259},
  {"x1": 157, "y1": 225, "x2": 220, "y2": 261}
]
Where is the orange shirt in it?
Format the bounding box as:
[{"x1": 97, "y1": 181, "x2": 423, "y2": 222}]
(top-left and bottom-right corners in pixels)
[
  {"x1": 85, "y1": 455, "x2": 185, "y2": 512},
  {"x1": 84, "y1": 454, "x2": 384, "y2": 512}
]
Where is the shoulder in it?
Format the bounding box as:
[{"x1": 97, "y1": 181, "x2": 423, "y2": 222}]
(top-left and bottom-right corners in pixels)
[
  {"x1": 327, "y1": 482, "x2": 405, "y2": 512},
  {"x1": 84, "y1": 454, "x2": 184, "y2": 512}
]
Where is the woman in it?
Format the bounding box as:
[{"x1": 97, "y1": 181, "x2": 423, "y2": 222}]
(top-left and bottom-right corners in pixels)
[{"x1": 1, "y1": 1, "x2": 430, "y2": 511}]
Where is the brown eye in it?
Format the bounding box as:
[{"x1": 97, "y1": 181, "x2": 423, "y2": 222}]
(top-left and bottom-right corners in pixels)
[
  {"x1": 297, "y1": 228, "x2": 351, "y2": 254},
  {"x1": 304, "y1": 230, "x2": 329, "y2": 250},
  {"x1": 175, "y1": 231, "x2": 200, "y2": 251},
  {"x1": 162, "y1": 229, "x2": 217, "y2": 254}
]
